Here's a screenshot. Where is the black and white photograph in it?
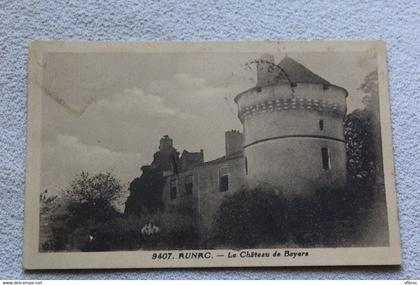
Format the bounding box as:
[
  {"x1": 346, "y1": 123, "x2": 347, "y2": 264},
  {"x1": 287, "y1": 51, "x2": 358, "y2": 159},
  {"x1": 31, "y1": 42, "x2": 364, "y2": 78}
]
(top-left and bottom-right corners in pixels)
[{"x1": 23, "y1": 41, "x2": 401, "y2": 269}]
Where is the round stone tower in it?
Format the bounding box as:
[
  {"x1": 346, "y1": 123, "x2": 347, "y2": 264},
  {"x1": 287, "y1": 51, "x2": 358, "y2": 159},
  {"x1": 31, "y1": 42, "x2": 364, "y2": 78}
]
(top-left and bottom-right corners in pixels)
[{"x1": 235, "y1": 55, "x2": 348, "y2": 197}]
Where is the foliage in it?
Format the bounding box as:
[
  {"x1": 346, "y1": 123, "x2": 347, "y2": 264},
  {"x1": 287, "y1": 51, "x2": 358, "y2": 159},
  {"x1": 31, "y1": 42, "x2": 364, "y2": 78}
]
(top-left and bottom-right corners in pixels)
[
  {"x1": 40, "y1": 189, "x2": 59, "y2": 216},
  {"x1": 213, "y1": 187, "x2": 288, "y2": 248},
  {"x1": 213, "y1": 183, "x2": 383, "y2": 248},
  {"x1": 157, "y1": 206, "x2": 198, "y2": 249},
  {"x1": 286, "y1": 186, "x2": 358, "y2": 247},
  {"x1": 40, "y1": 169, "x2": 198, "y2": 251},
  {"x1": 63, "y1": 171, "x2": 123, "y2": 205},
  {"x1": 344, "y1": 70, "x2": 382, "y2": 186},
  {"x1": 80, "y1": 206, "x2": 198, "y2": 251},
  {"x1": 344, "y1": 109, "x2": 378, "y2": 185},
  {"x1": 124, "y1": 167, "x2": 166, "y2": 216},
  {"x1": 40, "y1": 171, "x2": 123, "y2": 251},
  {"x1": 39, "y1": 190, "x2": 61, "y2": 251}
]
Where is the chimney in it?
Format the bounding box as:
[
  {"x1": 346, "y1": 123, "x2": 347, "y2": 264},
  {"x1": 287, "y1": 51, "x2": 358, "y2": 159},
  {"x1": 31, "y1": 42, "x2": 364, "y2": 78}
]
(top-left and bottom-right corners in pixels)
[
  {"x1": 225, "y1": 130, "x2": 244, "y2": 156},
  {"x1": 257, "y1": 54, "x2": 277, "y2": 87}
]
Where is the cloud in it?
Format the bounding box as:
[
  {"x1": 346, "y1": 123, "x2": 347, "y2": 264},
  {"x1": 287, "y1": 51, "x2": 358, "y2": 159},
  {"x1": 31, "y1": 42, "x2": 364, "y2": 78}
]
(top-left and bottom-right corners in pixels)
[
  {"x1": 172, "y1": 73, "x2": 207, "y2": 89},
  {"x1": 149, "y1": 72, "x2": 252, "y2": 99},
  {"x1": 148, "y1": 72, "x2": 253, "y2": 120},
  {"x1": 41, "y1": 134, "x2": 142, "y2": 200},
  {"x1": 55, "y1": 134, "x2": 113, "y2": 156},
  {"x1": 40, "y1": 73, "x2": 251, "y2": 201},
  {"x1": 96, "y1": 88, "x2": 193, "y2": 120}
]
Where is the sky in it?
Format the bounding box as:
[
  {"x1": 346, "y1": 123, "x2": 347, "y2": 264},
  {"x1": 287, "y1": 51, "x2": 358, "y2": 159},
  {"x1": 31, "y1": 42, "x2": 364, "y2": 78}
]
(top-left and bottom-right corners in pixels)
[{"x1": 40, "y1": 50, "x2": 377, "y2": 199}]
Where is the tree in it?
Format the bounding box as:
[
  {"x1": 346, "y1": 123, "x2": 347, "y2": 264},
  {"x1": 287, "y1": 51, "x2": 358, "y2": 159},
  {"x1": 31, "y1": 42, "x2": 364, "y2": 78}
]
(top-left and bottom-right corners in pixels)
[
  {"x1": 213, "y1": 187, "x2": 288, "y2": 248},
  {"x1": 213, "y1": 187, "x2": 360, "y2": 248},
  {"x1": 342, "y1": 70, "x2": 390, "y2": 246},
  {"x1": 39, "y1": 190, "x2": 60, "y2": 251},
  {"x1": 40, "y1": 189, "x2": 59, "y2": 217},
  {"x1": 63, "y1": 171, "x2": 123, "y2": 206},
  {"x1": 40, "y1": 172, "x2": 124, "y2": 251},
  {"x1": 344, "y1": 109, "x2": 378, "y2": 185},
  {"x1": 344, "y1": 70, "x2": 382, "y2": 186},
  {"x1": 124, "y1": 166, "x2": 166, "y2": 216}
]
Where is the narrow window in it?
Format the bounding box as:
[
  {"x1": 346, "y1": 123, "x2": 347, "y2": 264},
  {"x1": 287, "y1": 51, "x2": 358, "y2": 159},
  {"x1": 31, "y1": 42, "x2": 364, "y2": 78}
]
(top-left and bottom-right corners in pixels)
[
  {"x1": 245, "y1": 157, "x2": 248, "y2": 175},
  {"x1": 220, "y1": 175, "x2": 229, "y2": 192},
  {"x1": 185, "y1": 175, "x2": 193, "y2": 195},
  {"x1": 170, "y1": 179, "x2": 177, "y2": 200},
  {"x1": 319, "y1": 119, "x2": 324, "y2": 131},
  {"x1": 321, "y1": 147, "x2": 330, "y2": 170},
  {"x1": 219, "y1": 167, "x2": 229, "y2": 192}
]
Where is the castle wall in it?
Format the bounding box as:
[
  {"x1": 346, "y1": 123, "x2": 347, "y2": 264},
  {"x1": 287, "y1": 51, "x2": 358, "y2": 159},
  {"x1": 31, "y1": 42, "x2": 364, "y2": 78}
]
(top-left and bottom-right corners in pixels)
[
  {"x1": 180, "y1": 150, "x2": 204, "y2": 171},
  {"x1": 162, "y1": 155, "x2": 246, "y2": 240},
  {"x1": 245, "y1": 138, "x2": 346, "y2": 197},
  {"x1": 244, "y1": 109, "x2": 345, "y2": 145},
  {"x1": 196, "y1": 155, "x2": 246, "y2": 239},
  {"x1": 162, "y1": 169, "x2": 199, "y2": 211},
  {"x1": 236, "y1": 83, "x2": 347, "y2": 197}
]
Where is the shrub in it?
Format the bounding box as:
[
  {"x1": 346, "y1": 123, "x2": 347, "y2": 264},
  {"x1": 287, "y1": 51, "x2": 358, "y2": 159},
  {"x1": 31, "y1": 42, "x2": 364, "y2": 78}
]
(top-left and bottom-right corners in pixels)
[
  {"x1": 80, "y1": 205, "x2": 199, "y2": 251},
  {"x1": 213, "y1": 187, "x2": 288, "y2": 248},
  {"x1": 157, "y1": 206, "x2": 198, "y2": 249},
  {"x1": 212, "y1": 183, "x2": 384, "y2": 248}
]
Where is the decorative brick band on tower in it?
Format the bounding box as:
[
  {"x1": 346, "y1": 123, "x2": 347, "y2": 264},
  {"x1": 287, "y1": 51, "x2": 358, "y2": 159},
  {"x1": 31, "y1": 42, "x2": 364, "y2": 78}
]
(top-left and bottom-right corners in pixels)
[
  {"x1": 235, "y1": 55, "x2": 348, "y2": 197},
  {"x1": 238, "y1": 97, "x2": 346, "y2": 122}
]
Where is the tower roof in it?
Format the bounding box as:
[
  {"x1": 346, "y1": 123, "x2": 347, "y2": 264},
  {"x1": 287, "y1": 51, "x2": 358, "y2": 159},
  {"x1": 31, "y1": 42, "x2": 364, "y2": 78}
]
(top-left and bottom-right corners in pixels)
[
  {"x1": 276, "y1": 56, "x2": 330, "y2": 85},
  {"x1": 235, "y1": 55, "x2": 348, "y2": 103}
]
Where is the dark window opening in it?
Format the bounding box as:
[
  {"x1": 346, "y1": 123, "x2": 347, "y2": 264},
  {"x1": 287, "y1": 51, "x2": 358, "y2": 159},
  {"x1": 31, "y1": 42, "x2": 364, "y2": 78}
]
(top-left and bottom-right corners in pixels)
[
  {"x1": 319, "y1": 119, "x2": 324, "y2": 131},
  {"x1": 322, "y1": 84, "x2": 330, "y2": 90},
  {"x1": 170, "y1": 154, "x2": 179, "y2": 174},
  {"x1": 185, "y1": 183, "x2": 193, "y2": 195},
  {"x1": 170, "y1": 179, "x2": 177, "y2": 200},
  {"x1": 170, "y1": 187, "x2": 177, "y2": 200},
  {"x1": 185, "y1": 175, "x2": 193, "y2": 195},
  {"x1": 245, "y1": 157, "x2": 248, "y2": 175},
  {"x1": 290, "y1": 82, "x2": 297, "y2": 88},
  {"x1": 321, "y1": 147, "x2": 330, "y2": 170},
  {"x1": 219, "y1": 175, "x2": 229, "y2": 192}
]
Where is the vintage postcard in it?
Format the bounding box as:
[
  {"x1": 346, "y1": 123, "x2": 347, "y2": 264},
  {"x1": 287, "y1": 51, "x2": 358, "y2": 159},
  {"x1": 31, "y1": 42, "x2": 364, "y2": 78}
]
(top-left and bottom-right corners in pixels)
[{"x1": 24, "y1": 41, "x2": 401, "y2": 269}]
